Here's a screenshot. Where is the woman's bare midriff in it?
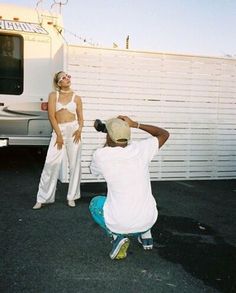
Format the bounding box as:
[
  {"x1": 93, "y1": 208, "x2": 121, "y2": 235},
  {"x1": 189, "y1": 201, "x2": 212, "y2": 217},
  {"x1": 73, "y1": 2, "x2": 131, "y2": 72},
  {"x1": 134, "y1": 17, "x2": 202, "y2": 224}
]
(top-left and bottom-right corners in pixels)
[{"x1": 55, "y1": 109, "x2": 76, "y2": 124}]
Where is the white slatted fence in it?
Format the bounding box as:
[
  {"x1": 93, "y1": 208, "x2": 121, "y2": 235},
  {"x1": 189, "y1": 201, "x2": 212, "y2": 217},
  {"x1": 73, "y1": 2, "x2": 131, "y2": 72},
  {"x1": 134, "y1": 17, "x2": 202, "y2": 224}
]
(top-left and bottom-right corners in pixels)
[{"x1": 66, "y1": 45, "x2": 236, "y2": 182}]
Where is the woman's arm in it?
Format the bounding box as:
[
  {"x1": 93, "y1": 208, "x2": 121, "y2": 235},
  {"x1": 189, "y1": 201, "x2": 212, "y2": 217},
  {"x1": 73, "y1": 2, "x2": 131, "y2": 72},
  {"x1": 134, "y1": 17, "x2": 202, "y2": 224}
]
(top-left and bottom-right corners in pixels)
[
  {"x1": 73, "y1": 95, "x2": 84, "y2": 143},
  {"x1": 76, "y1": 95, "x2": 84, "y2": 131},
  {"x1": 48, "y1": 92, "x2": 64, "y2": 149}
]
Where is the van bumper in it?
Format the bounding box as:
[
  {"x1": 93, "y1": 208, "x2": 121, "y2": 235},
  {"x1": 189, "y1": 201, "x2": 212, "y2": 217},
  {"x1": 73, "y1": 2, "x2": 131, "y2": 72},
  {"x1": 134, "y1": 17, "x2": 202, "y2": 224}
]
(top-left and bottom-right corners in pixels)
[{"x1": 0, "y1": 136, "x2": 50, "y2": 147}]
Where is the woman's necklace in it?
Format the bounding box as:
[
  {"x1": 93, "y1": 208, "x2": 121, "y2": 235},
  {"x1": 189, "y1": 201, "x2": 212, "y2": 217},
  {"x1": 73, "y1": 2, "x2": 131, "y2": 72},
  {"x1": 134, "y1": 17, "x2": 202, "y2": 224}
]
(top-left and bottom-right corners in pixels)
[{"x1": 60, "y1": 89, "x2": 72, "y2": 94}]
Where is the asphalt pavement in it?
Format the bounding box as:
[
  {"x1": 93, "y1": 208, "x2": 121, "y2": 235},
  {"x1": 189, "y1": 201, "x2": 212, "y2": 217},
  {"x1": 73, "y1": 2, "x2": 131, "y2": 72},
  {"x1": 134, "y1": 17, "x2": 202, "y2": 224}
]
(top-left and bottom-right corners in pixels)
[{"x1": 0, "y1": 146, "x2": 235, "y2": 293}]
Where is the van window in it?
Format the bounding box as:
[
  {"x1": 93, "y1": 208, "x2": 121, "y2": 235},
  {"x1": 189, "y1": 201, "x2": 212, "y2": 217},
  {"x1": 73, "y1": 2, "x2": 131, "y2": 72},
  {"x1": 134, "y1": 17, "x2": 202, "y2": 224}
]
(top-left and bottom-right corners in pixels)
[{"x1": 0, "y1": 34, "x2": 23, "y2": 95}]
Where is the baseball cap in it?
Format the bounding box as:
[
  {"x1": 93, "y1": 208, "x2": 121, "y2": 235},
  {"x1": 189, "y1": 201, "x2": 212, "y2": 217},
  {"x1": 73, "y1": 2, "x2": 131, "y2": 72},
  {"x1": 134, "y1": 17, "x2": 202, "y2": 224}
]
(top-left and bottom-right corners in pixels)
[{"x1": 106, "y1": 118, "x2": 131, "y2": 144}]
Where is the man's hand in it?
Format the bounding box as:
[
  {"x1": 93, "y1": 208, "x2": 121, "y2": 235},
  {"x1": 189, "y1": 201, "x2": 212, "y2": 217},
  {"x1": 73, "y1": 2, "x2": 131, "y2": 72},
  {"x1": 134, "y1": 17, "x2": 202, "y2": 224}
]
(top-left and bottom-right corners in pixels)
[
  {"x1": 118, "y1": 115, "x2": 169, "y2": 148},
  {"x1": 117, "y1": 115, "x2": 137, "y2": 128}
]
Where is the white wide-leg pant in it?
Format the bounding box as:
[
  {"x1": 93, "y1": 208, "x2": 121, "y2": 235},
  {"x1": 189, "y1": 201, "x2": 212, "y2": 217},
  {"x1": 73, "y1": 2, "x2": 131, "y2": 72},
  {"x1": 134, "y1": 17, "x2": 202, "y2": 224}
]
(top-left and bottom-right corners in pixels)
[{"x1": 37, "y1": 121, "x2": 82, "y2": 203}]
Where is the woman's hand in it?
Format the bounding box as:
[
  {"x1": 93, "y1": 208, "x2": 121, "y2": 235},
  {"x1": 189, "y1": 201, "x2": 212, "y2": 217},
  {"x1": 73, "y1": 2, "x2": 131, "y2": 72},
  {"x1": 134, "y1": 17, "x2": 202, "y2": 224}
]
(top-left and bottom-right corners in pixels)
[
  {"x1": 55, "y1": 135, "x2": 64, "y2": 150},
  {"x1": 72, "y1": 129, "x2": 81, "y2": 143}
]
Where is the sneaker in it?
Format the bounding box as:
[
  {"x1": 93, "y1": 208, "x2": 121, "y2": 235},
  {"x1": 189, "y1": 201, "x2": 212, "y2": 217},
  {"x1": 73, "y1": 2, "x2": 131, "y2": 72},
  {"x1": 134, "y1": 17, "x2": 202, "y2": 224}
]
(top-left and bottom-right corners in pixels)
[
  {"x1": 138, "y1": 236, "x2": 153, "y2": 250},
  {"x1": 68, "y1": 200, "x2": 76, "y2": 207},
  {"x1": 32, "y1": 202, "x2": 42, "y2": 210},
  {"x1": 110, "y1": 235, "x2": 130, "y2": 260}
]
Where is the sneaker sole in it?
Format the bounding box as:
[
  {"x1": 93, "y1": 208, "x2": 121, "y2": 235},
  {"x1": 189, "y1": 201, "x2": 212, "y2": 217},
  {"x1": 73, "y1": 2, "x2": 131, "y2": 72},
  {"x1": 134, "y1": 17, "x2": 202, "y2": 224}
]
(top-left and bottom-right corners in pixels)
[
  {"x1": 110, "y1": 238, "x2": 130, "y2": 260},
  {"x1": 143, "y1": 245, "x2": 153, "y2": 250},
  {"x1": 115, "y1": 239, "x2": 130, "y2": 260}
]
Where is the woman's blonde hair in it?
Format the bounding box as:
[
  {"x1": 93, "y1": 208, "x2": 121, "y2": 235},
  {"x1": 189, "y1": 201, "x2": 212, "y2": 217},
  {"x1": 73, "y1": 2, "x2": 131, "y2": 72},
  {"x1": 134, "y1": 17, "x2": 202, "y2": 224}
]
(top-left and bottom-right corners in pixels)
[{"x1": 53, "y1": 71, "x2": 64, "y2": 91}]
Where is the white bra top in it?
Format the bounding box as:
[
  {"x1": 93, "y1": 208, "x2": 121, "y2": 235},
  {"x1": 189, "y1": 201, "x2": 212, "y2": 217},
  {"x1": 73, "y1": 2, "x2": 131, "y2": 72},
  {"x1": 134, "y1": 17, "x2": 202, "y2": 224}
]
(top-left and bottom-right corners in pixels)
[{"x1": 56, "y1": 91, "x2": 77, "y2": 115}]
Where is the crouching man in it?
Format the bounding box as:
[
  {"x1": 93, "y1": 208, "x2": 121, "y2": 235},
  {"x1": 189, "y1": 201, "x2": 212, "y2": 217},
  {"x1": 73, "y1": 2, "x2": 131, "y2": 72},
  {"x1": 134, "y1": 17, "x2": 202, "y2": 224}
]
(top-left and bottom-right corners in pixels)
[{"x1": 89, "y1": 115, "x2": 169, "y2": 260}]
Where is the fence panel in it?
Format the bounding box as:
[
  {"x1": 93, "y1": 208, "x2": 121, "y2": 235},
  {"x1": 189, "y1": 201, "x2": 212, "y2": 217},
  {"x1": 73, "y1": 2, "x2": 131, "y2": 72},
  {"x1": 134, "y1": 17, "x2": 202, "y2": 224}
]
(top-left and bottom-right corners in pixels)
[{"x1": 67, "y1": 45, "x2": 236, "y2": 182}]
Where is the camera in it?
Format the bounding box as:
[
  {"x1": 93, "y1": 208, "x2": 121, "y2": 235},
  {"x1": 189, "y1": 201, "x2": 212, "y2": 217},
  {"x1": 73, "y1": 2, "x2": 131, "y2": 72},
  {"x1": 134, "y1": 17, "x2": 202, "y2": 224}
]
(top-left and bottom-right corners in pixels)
[{"x1": 94, "y1": 119, "x2": 107, "y2": 133}]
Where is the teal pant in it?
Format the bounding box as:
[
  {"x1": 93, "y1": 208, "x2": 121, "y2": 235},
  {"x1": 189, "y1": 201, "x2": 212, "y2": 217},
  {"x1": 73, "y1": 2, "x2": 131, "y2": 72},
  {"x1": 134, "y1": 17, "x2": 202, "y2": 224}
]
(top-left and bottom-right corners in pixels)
[
  {"x1": 89, "y1": 195, "x2": 148, "y2": 237},
  {"x1": 89, "y1": 195, "x2": 110, "y2": 234}
]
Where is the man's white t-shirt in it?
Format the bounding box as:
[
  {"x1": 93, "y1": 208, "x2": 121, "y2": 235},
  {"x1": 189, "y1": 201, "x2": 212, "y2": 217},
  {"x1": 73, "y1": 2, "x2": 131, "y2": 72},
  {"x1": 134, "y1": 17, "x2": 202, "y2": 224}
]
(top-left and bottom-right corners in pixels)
[{"x1": 90, "y1": 137, "x2": 159, "y2": 234}]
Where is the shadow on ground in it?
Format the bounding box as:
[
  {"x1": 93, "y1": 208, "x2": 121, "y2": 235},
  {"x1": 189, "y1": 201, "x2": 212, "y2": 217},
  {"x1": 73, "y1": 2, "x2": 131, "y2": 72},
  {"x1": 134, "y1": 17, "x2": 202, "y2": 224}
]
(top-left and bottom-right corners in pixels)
[{"x1": 153, "y1": 215, "x2": 236, "y2": 293}]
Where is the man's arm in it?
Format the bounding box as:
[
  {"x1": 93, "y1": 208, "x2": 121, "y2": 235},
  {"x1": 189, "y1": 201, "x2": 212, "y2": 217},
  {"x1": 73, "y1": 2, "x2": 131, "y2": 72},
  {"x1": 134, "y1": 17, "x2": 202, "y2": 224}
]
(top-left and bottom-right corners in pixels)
[{"x1": 118, "y1": 115, "x2": 169, "y2": 148}]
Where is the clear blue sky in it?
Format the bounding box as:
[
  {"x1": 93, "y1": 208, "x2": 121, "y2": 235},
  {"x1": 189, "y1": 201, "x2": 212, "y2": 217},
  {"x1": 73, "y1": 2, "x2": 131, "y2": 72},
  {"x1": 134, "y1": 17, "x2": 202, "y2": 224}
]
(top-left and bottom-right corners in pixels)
[{"x1": 4, "y1": 0, "x2": 236, "y2": 56}]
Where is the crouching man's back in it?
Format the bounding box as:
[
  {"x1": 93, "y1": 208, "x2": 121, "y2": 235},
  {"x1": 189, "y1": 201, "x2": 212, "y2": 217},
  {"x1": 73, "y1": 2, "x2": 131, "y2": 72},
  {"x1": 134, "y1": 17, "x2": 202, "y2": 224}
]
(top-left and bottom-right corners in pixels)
[{"x1": 90, "y1": 115, "x2": 169, "y2": 260}]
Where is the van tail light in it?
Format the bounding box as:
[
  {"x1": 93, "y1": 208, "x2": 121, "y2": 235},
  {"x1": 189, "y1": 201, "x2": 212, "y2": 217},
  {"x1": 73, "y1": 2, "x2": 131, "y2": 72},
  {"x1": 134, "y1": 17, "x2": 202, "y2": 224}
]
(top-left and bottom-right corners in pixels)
[{"x1": 41, "y1": 102, "x2": 48, "y2": 111}]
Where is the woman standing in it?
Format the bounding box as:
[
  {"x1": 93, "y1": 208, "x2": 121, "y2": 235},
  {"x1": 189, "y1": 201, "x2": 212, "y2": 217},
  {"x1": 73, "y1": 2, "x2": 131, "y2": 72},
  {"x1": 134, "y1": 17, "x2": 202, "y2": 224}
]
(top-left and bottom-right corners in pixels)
[{"x1": 33, "y1": 71, "x2": 83, "y2": 209}]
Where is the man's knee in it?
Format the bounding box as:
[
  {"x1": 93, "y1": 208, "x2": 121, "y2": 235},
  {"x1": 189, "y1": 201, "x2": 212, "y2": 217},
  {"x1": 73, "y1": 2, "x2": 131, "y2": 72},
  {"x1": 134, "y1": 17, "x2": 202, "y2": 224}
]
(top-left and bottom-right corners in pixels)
[{"x1": 89, "y1": 195, "x2": 106, "y2": 214}]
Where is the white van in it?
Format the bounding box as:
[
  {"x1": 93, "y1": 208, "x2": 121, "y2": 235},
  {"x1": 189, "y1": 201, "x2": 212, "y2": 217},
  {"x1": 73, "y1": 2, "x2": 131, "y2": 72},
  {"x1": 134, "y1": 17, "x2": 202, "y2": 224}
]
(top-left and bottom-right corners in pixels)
[{"x1": 0, "y1": 3, "x2": 64, "y2": 147}]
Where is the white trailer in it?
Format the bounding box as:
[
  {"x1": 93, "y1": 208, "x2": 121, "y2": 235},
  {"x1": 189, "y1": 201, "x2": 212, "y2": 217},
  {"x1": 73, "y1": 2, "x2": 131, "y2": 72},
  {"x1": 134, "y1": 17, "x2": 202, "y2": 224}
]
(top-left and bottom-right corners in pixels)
[
  {"x1": 0, "y1": 3, "x2": 64, "y2": 146},
  {"x1": 1, "y1": 3, "x2": 236, "y2": 182}
]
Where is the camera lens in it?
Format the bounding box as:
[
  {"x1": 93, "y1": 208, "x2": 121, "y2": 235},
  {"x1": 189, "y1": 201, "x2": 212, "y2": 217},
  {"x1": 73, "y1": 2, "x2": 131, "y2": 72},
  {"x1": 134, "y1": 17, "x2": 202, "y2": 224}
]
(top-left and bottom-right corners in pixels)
[{"x1": 94, "y1": 119, "x2": 107, "y2": 133}]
